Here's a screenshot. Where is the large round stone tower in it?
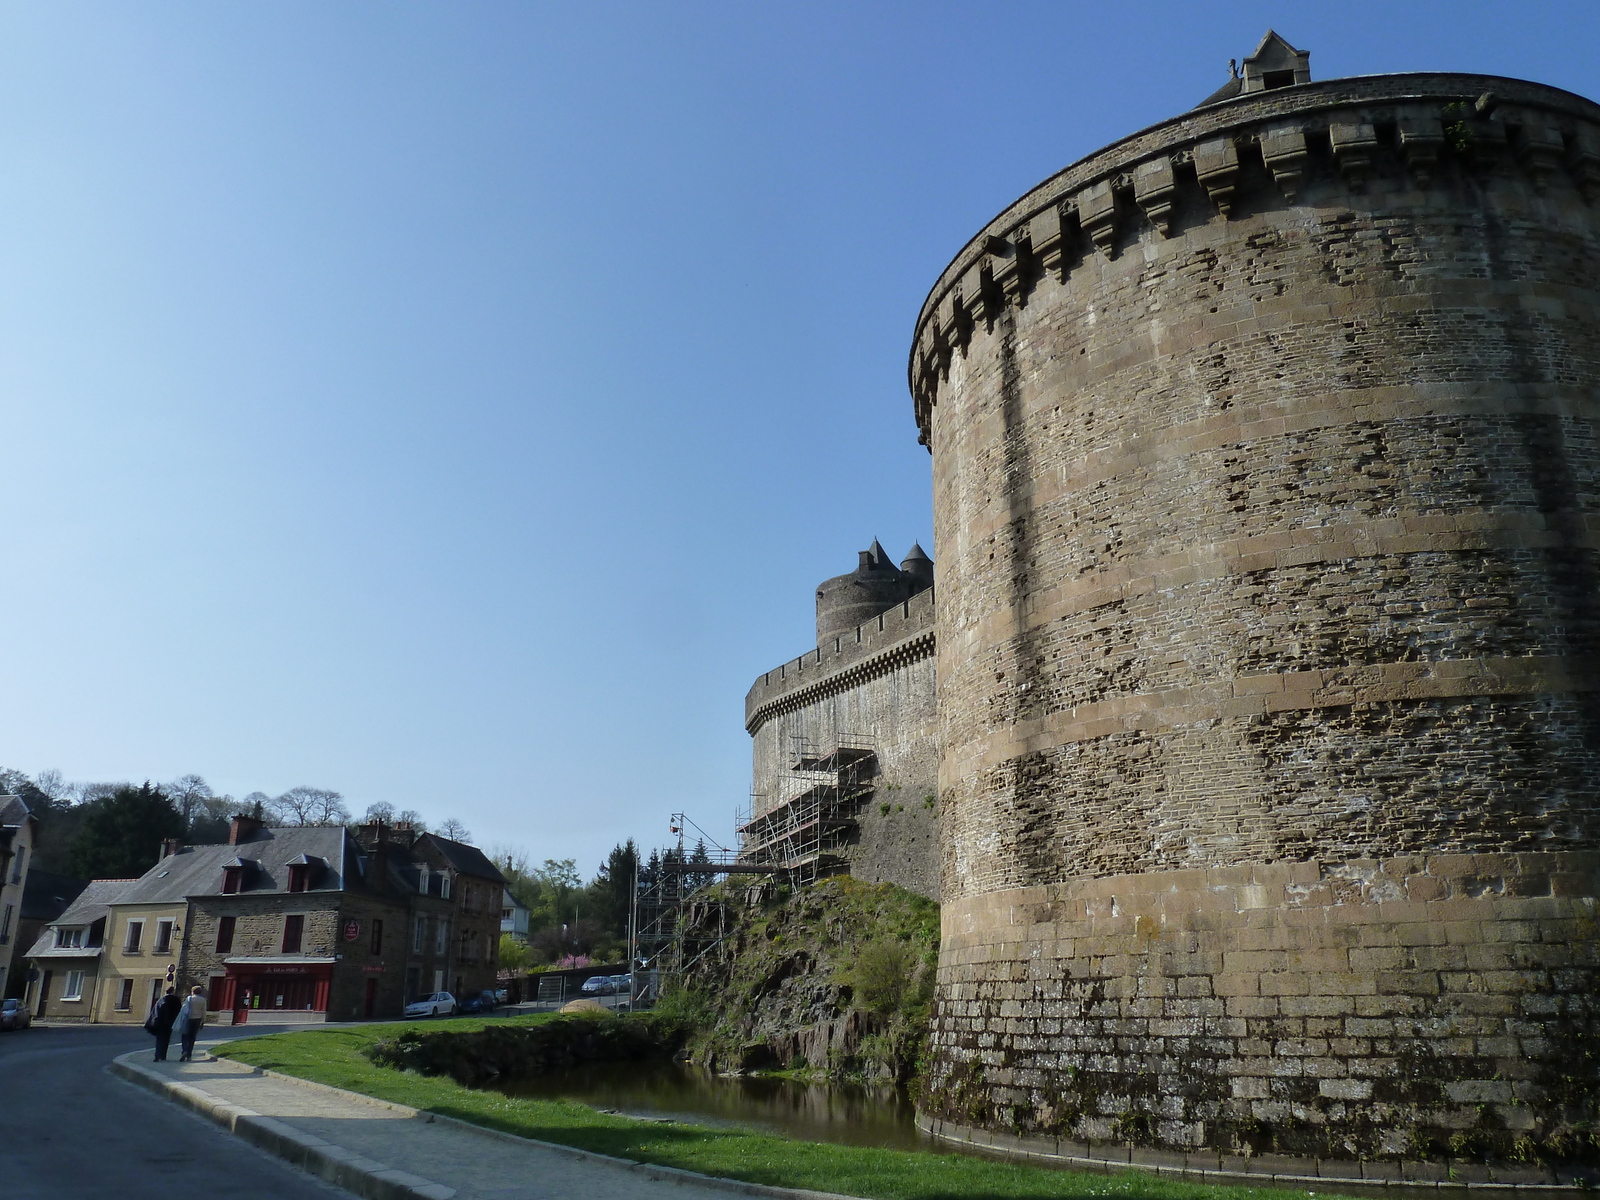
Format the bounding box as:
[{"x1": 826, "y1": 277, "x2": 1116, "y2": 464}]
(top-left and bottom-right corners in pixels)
[{"x1": 909, "y1": 34, "x2": 1600, "y2": 1177}]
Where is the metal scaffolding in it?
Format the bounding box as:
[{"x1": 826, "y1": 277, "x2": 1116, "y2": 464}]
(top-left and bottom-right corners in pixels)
[{"x1": 736, "y1": 734, "x2": 876, "y2": 887}]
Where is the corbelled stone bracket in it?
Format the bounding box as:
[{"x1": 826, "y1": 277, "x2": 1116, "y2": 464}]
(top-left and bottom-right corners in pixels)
[
  {"x1": 1329, "y1": 121, "x2": 1378, "y2": 190},
  {"x1": 1260, "y1": 123, "x2": 1310, "y2": 201},
  {"x1": 1193, "y1": 138, "x2": 1241, "y2": 216},
  {"x1": 1134, "y1": 158, "x2": 1180, "y2": 237}
]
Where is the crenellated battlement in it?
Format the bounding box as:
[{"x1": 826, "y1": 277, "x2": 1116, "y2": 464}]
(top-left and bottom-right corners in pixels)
[
  {"x1": 908, "y1": 72, "x2": 1600, "y2": 448},
  {"x1": 744, "y1": 586, "x2": 935, "y2": 733}
]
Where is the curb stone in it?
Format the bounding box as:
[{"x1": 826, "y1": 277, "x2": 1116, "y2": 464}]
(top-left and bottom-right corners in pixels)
[
  {"x1": 110, "y1": 1053, "x2": 455, "y2": 1200},
  {"x1": 113, "y1": 1050, "x2": 867, "y2": 1200}
]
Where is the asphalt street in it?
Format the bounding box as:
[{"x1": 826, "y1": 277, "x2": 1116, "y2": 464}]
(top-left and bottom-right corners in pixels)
[{"x1": 0, "y1": 1021, "x2": 349, "y2": 1200}]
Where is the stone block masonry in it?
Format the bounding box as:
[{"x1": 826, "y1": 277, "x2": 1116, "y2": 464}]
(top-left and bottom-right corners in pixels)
[
  {"x1": 909, "y1": 59, "x2": 1600, "y2": 1174},
  {"x1": 747, "y1": 586, "x2": 940, "y2": 899}
]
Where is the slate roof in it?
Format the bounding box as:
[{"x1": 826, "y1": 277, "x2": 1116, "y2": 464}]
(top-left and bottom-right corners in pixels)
[
  {"x1": 1197, "y1": 76, "x2": 1242, "y2": 107},
  {"x1": 116, "y1": 826, "x2": 351, "y2": 904},
  {"x1": 420, "y1": 834, "x2": 507, "y2": 884},
  {"x1": 0, "y1": 795, "x2": 31, "y2": 827},
  {"x1": 21, "y1": 869, "x2": 88, "y2": 923},
  {"x1": 24, "y1": 878, "x2": 137, "y2": 958}
]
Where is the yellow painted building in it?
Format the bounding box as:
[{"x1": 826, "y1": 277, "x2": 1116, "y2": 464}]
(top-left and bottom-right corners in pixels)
[{"x1": 95, "y1": 900, "x2": 188, "y2": 1023}]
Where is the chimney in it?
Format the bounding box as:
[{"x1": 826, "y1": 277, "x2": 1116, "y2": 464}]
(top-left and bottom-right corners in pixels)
[
  {"x1": 160, "y1": 838, "x2": 183, "y2": 859},
  {"x1": 229, "y1": 812, "x2": 265, "y2": 845}
]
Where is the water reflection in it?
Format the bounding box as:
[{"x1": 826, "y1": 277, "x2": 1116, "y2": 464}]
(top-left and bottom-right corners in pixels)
[{"x1": 493, "y1": 1059, "x2": 930, "y2": 1150}]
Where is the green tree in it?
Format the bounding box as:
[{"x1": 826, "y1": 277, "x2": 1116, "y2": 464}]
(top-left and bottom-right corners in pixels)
[
  {"x1": 498, "y1": 934, "x2": 532, "y2": 973},
  {"x1": 68, "y1": 783, "x2": 185, "y2": 879},
  {"x1": 586, "y1": 839, "x2": 638, "y2": 940}
]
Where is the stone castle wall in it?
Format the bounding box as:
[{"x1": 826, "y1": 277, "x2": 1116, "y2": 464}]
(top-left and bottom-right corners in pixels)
[
  {"x1": 747, "y1": 589, "x2": 940, "y2": 898},
  {"x1": 912, "y1": 72, "x2": 1600, "y2": 1174}
]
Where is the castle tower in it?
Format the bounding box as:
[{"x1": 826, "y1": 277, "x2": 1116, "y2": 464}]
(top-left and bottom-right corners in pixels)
[
  {"x1": 909, "y1": 44, "x2": 1600, "y2": 1174},
  {"x1": 814, "y1": 540, "x2": 913, "y2": 643}
]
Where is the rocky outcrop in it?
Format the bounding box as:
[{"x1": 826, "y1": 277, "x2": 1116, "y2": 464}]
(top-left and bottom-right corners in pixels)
[{"x1": 674, "y1": 877, "x2": 938, "y2": 1082}]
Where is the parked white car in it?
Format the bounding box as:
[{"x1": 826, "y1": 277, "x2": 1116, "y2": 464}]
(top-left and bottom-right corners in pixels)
[{"x1": 404, "y1": 991, "x2": 456, "y2": 1018}]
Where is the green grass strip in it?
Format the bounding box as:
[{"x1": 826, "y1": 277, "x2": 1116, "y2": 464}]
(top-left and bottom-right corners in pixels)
[{"x1": 216, "y1": 1016, "x2": 1347, "y2": 1200}]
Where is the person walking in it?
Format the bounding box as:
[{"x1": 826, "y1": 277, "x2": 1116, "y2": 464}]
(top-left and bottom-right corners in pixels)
[
  {"x1": 175, "y1": 985, "x2": 208, "y2": 1061},
  {"x1": 145, "y1": 986, "x2": 182, "y2": 1061}
]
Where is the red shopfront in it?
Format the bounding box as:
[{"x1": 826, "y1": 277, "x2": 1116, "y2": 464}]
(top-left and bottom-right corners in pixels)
[{"x1": 214, "y1": 960, "x2": 334, "y2": 1024}]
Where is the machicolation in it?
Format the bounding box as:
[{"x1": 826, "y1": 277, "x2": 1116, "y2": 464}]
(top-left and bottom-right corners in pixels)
[{"x1": 908, "y1": 31, "x2": 1600, "y2": 1185}]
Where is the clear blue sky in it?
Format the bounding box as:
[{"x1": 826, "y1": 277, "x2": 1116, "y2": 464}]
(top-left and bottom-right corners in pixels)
[{"x1": 1, "y1": 2, "x2": 1595, "y2": 874}]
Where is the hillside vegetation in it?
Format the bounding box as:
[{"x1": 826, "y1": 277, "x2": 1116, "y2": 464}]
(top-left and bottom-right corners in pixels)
[{"x1": 661, "y1": 876, "x2": 940, "y2": 1083}]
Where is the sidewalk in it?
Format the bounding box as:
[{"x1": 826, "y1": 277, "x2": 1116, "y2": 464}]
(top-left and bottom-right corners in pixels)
[{"x1": 111, "y1": 1051, "x2": 861, "y2": 1200}]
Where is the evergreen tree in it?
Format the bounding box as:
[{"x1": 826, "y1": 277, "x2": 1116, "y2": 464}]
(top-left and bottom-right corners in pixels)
[{"x1": 68, "y1": 783, "x2": 185, "y2": 879}]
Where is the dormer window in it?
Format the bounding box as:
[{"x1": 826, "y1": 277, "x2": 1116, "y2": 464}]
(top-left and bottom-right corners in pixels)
[
  {"x1": 1262, "y1": 69, "x2": 1295, "y2": 90},
  {"x1": 417, "y1": 865, "x2": 430, "y2": 894},
  {"x1": 222, "y1": 856, "x2": 253, "y2": 894},
  {"x1": 55, "y1": 927, "x2": 85, "y2": 949},
  {"x1": 440, "y1": 872, "x2": 451, "y2": 900},
  {"x1": 286, "y1": 854, "x2": 320, "y2": 893}
]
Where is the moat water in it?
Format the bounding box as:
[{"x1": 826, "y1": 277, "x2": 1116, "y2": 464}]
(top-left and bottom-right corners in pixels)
[{"x1": 493, "y1": 1060, "x2": 930, "y2": 1150}]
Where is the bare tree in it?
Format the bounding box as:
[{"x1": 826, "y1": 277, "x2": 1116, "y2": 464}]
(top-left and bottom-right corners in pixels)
[
  {"x1": 269, "y1": 786, "x2": 350, "y2": 827},
  {"x1": 167, "y1": 774, "x2": 214, "y2": 824},
  {"x1": 396, "y1": 809, "x2": 428, "y2": 833},
  {"x1": 34, "y1": 769, "x2": 69, "y2": 801},
  {"x1": 362, "y1": 801, "x2": 396, "y2": 824},
  {"x1": 436, "y1": 817, "x2": 472, "y2": 842}
]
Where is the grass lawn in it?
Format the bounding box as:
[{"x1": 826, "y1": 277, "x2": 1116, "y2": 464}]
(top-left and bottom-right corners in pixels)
[{"x1": 215, "y1": 1016, "x2": 1349, "y2": 1200}]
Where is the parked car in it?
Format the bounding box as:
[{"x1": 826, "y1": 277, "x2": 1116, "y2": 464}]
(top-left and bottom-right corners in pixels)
[
  {"x1": 610, "y1": 974, "x2": 632, "y2": 996},
  {"x1": 579, "y1": 975, "x2": 614, "y2": 996},
  {"x1": 403, "y1": 992, "x2": 456, "y2": 1018},
  {"x1": 492, "y1": 988, "x2": 509, "y2": 1003},
  {"x1": 0, "y1": 998, "x2": 31, "y2": 1031},
  {"x1": 456, "y1": 990, "x2": 497, "y2": 1014}
]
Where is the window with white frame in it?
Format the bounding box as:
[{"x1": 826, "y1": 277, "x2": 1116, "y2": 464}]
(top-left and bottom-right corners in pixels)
[
  {"x1": 413, "y1": 916, "x2": 425, "y2": 953},
  {"x1": 124, "y1": 919, "x2": 145, "y2": 953},
  {"x1": 435, "y1": 918, "x2": 448, "y2": 955},
  {"x1": 10, "y1": 845, "x2": 23, "y2": 884},
  {"x1": 417, "y1": 865, "x2": 429, "y2": 894},
  {"x1": 55, "y1": 927, "x2": 84, "y2": 949},
  {"x1": 154, "y1": 919, "x2": 175, "y2": 954},
  {"x1": 440, "y1": 873, "x2": 451, "y2": 900},
  {"x1": 115, "y1": 979, "x2": 134, "y2": 1011},
  {"x1": 63, "y1": 970, "x2": 85, "y2": 1001}
]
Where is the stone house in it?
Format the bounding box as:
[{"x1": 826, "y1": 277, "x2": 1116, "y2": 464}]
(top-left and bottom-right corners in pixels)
[
  {"x1": 0, "y1": 795, "x2": 37, "y2": 998},
  {"x1": 177, "y1": 815, "x2": 410, "y2": 1025},
  {"x1": 349, "y1": 824, "x2": 506, "y2": 1004},
  {"x1": 21, "y1": 879, "x2": 136, "y2": 1020}
]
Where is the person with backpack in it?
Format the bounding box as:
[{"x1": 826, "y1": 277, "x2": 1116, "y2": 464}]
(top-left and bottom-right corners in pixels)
[
  {"x1": 175, "y1": 985, "x2": 208, "y2": 1061},
  {"x1": 144, "y1": 986, "x2": 182, "y2": 1061}
]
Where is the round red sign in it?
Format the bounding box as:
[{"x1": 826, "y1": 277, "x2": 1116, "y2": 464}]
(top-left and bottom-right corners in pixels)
[{"x1": 343, "y1": 920, "x2": 360, "y2": 942}]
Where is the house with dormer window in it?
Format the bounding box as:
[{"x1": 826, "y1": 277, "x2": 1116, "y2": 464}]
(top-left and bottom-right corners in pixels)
[
  {"x1": 22, "y1": 879, "x2": 137, "y2": 1020},
  {"x1": 176, "y1": 813, "x2": 409, "y2": 1024}
]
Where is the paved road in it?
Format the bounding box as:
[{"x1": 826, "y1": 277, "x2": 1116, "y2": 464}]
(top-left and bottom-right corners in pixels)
[{"x1": 0, "y1": 1022, "x2": 347, "y2": 1200}]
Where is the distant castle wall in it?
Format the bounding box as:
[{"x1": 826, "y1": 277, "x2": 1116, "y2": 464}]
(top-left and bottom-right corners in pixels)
[{"x1": 746, "y1": 586, "x2": 940, "y2": 899}]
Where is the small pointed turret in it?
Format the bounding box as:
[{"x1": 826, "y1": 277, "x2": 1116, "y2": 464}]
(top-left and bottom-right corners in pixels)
[{"x1": 900, "y1": 542, "x2": 934, "y2": 594}]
